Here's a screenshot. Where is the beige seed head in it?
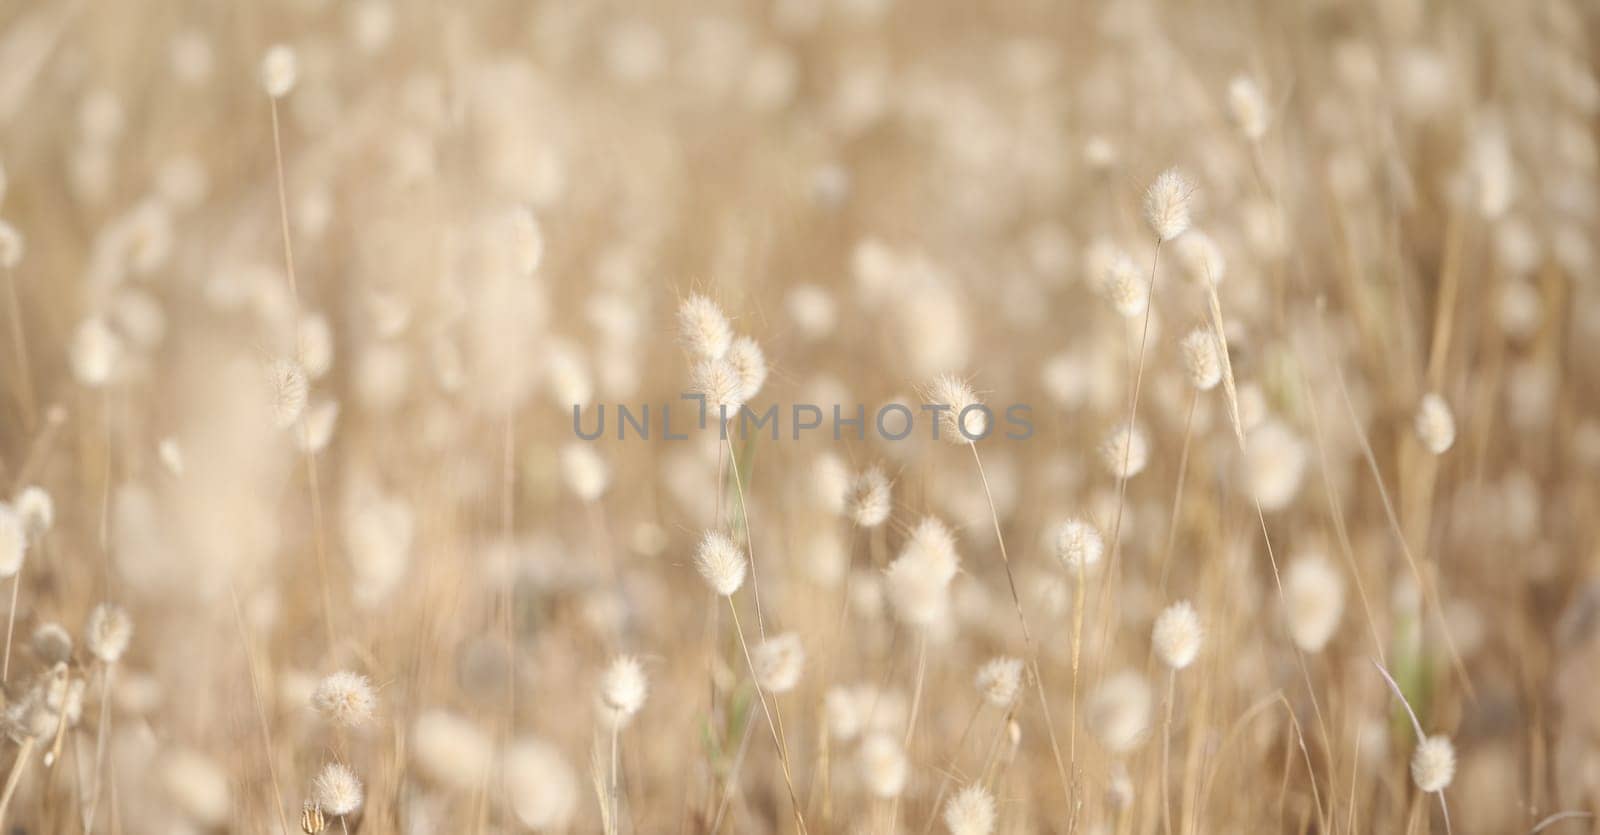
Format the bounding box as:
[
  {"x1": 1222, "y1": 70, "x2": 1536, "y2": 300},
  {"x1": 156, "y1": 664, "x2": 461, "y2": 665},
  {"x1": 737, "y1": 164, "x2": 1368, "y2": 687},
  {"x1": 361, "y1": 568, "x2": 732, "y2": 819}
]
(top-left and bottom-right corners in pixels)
[
  {"x1": 727, "y1": 335, "x2": 768, "y2": 403},
  {"x1": 694, "y1": 530, "x2": 747, "y2": 596},
  {"x1": 1410, "y1": 735, "x2": 1456, "y2": 792},
  {"x1": 1180, "y1": 328, "x2": 1223, "y2": 391},
  {"x1": 1099, "y1": 422, "x2": 1150, "y2": 479},
  {"x1": 1152, "y1": 600, "x2": 1203, "y2": 670},
  {"x1": 1055, "y1": 518, "x2": 1105, "y2": 572},
  {"x1": 1227, "y1": 75, "x2": 1270, "y2": 140},
  {"x1": 311, "y1": 762, "x2": 363, "y2": 816},
  {"x1": 847, "y1": 466, "x2": 892, "y2": 528},
  {"x1": 1284, "y1": 554, "x2": 1344, "y2": 653},
  {"x1": 678, "y1": 293, "x2": 733, "y2": 360},
  {"x1": 86, "y1": 603, "x2": 132, "y2": 664},
  {"x1": 261, "y1": 45, "x2": 299, "y2": 98},
  {"x1": 311, "y1": 671, "x2": 377, "y2": 728},
  {"x1": 598, "y1": 655, "x2": 648, "y2": 727},
  {"x1": 925, "y1": 374, "x2": 987, "y2": 443},
  {"x1": 753, "y1": 632, "x2": 805, "y2": 693},
  {"x1": 943, "y1": 783, "x2": 997, "y2": 835},
  {"x1": 974, "y1": 656, "x2": 1022, "y2": 708},
  {"x1": 1144, "y1": 168, "x2": 1195, "y2": 241},
  {"x1": 1414, "y1": 393, "x2": 1456, "y2": 455}
]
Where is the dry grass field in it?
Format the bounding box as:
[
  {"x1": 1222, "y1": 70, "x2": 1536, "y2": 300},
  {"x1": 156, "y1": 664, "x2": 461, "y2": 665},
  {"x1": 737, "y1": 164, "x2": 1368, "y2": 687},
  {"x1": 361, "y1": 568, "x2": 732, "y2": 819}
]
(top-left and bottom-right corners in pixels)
[{"x1": 0, "y1": 0, "x2": 1597, "y2": 832}]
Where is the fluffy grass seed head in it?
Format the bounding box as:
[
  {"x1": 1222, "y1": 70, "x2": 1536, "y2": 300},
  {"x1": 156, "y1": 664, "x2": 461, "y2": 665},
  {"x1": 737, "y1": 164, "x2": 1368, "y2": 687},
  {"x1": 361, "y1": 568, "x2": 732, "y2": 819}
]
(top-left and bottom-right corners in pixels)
[
  {"x1": 1152, "y1": 600, "x2": 1203, "y2": 670},
  {"x1": 678, "y1": 293, "x2": 732, "y2": 360},
  {"x1": 311, "y1": 671, "x2": 377, "y2": 727},
  {"x1": 70, "y1": 317, "x2": 122, "y2": 387},
  {"x1": 15, "y1": 487, "x2": 53, "y2": 541},
  {"x1": 1245, "y1": 419, "x2": 1307, "y2": 510},
  {"x1": 753, "y1": 632, "x2": 806, "y2": 693},
  {"x1": 311, "y1": 762, "x2": 363, "y2": 816},
  {"x1": 1414, "y1": 393, "x2": 1456, "y2": 455},
  {"x1": 598, "y1": 655, "x2": 648, "y2": 728},
  {"x1": 86, "y1": 603, "x2": 132, "y2": 664},
  {"x1": 859, "y1": 733, "x2": 908, "y2": 798},
  {"x1": 1180, "y1": 328, "x2": 1223, "y2": 390},
  {"x1": 925, "y1": 374, "x2": 987, "y2": 442},
  {"x1": 885, "y1": 550, "x2": 951, "y2": 628},
  {"x1": 694, "y1": 530, "x2": 747, "y2": 596},
  {"x1": 1055, "y1": 518, "x2": 1105, "y2": 572},
  {"x1": 1089, "y1": 671, "x2": 1152, "y2": 754},
  {"x1": 727, "y1": 335, "x2": 768, "y2": 403},
  {"x1": 975, "y1": 656, "x2": 1022, "y2": 708},
  {"x1": 504, "y1": 737, "x2": 578, "y2": 830},
  {"x1": 1099, "y1": 422, "x2": 1150, "y2": 479},
  {"x1": 1144, "y1": 168, "x2": 1195, "y2": 242},
  {"x1": 1284, "y1": 554, "x2": 1344, "y2": 652},
  {"x1": 412, "y1": 709, "x2": 493, "y2": 790},
  {"x1": 0, "y1": 503, "x2": 23, "y2": 579},
  {"x1": 269, "y1": 357, "x2": 310, "y2": 428},
  {"x1": 847, "y1": 466, "x2": 892, "y2": 528},
  {"x1": 691, "y1": 356, "x2": 744, "y2": 422},
  {"x1": 560, "y1": 443, "x2": 609, "y2": 502},
  {"x1": 1174, "y1": 229, "x2": 1226, "y2": 285},
  {"x1": 902, "y1": 515, "x2": 960, "y2": 585},
  {"x1": 1227, "y1": 75, "x2": 1269, "y2": 140},
  {"x1": 1411, "y1": 734, "x2": 1456, "y2": 792},
  {"x1": 260, "y1": 44, "x2": 298, "y2": 98},
  {"x1": 944, "y1": 783, "x2": 997, "y2": 835},
  {"x1": 1100, "y1": 252, "x2": 1148, "y2": 318}
]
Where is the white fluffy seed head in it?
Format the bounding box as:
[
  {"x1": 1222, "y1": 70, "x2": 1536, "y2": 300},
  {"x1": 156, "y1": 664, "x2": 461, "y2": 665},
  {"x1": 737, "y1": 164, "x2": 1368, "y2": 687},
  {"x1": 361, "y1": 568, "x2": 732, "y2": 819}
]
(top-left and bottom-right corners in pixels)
[
  {"x1": 1245, "y1": 420, "x2": 1307, "y2": 511},
  {"x1": 885, "y1": 551, "x2": 950, "y2": 628},
  {"x1": 311, "y1": 671, "x2": 376, "y2": 727},
  {"x1": 1055, "y1": 518, "x2": 1104, "y2": 572},
  {"x1": 727, "y1": 335, "x2": 768, "y2": 403},
  {"x1": 902, "y1": 515, "x2": 960, "y2": 586},
  {"x1": 503, "y1": 738, "x2": 578, "y2": 830},
  {"x1": 1284, "y1": 554, "x2": 1344, "y2": 653},
  {"x1": 678, "y1": 293, "x2": 732, "y2": 360},
  {"x1": 858, "y1": 733, "x2": 908, "y2": 798},
  {"x1": 1414, "y1": 393, "x2": 1456, "y2": 455},
  {"x1": 70, "y1": 317, "x2": 122, "y2": 388},
  {"x1": 311, "y1": 762, "x2": 363, "y2": 816},
  {"x1": 1099, "y1": 423, "x2": 1150, "y2": 479},
  {"x1": 691, "y1": 357, "x2": 744, "y2": 421},
  {"x1": 694, "y1": 530, "x2": 747, "y2": 596},
  {"x1": 926, "y1": 374, "x2": 987, "y2": 443},
  {"x1": 1100, "y1": 252, "x2": 1148, "y2": 318},
  {"x1": 1088, "y1": 671, "x2": 1152, "y2": 754},
  {"x1": 974, "y1": 657, "x2": 1022, "y2": 708},
  {"x1": 1144, "y1": 168, "x2": 1195, "y2": 241},
  {"x1": 560, "y1": 443, "x2": 609, "y2": 502},
  {"x1": 1227, "y1": 75, "x2": 1270, "y2": 140},
  {"x1": 260, "y1": 45, "x2": 298, "y2": 98},
  {"x1": 847, "y1": 467, "x2": 892, "y2": 528},
  {"x1": 0, "y1": 504, "x2": 23, "y2": 579},
  {"x1": 598, "y1": 655, "x2": 648, "y2": 727},
  {"x1": 943, "y1": 783, "x2": 997, "y2": 835},
  {"x1": 411, "y1": 709, "x2": 493, "y2": 790},
  {"x1": 1174, "y1": 230, "x2": 1226, "y2": 285},
  {"x1": 0, "y1": 220, "x2": 23, "y2": 269},
  {"x1": 1152, "y1": 600, "x2": 1203, "y2": 670},
  {"x1": 86, "y1": 603, "x2": 132, "y2": 663},
  {"x1": 268, "y1": 358, "x2": 309, "y2": 428},
  {"x1": 1180, "y1": 328, "x2": 1223, "y2": 391},
  {"x1": 753, "y1": 632, "x2": 805, "y2": 693},
  {"x1": 1410, "y1": 735, "x2": 1456, "y2": 792}
]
